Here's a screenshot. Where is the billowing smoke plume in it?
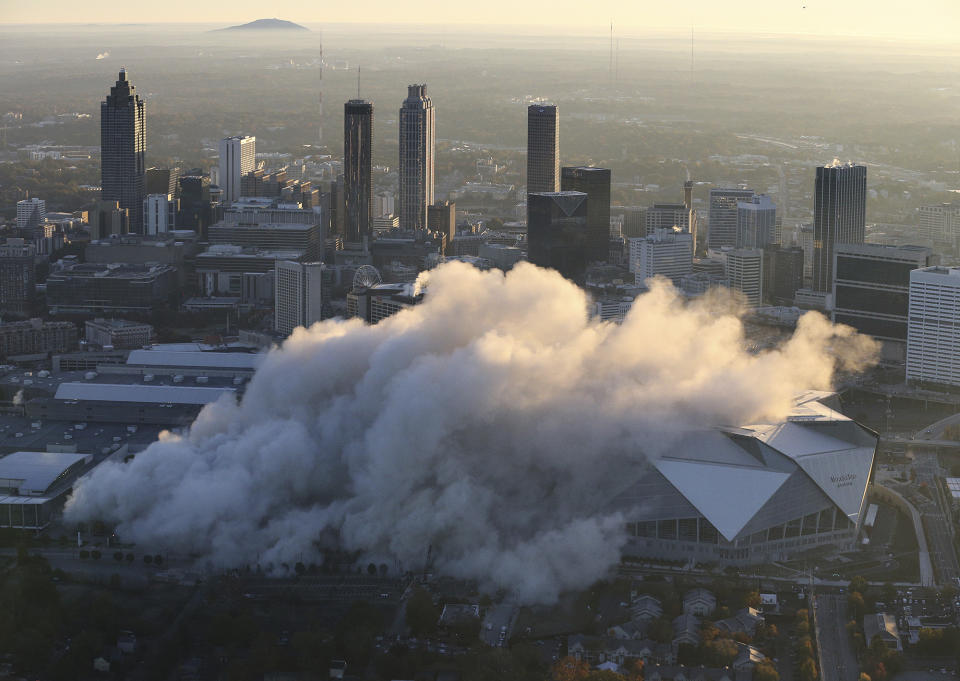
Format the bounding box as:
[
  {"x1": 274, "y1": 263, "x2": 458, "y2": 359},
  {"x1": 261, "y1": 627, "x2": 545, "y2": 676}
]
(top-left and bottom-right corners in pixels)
[
  {"x1": 65, "y1": 263, "x2": 877, "y2": 603},
  {"x1": 95, "y1": 51, "x2": 110, "y2": 60}
]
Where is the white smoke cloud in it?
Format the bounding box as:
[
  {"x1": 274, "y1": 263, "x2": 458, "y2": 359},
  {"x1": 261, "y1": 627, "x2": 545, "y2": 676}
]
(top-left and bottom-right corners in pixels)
[
  {"x1": 65, "y1": 262, "x2": 877, "y2": 603},
  {"x1": 95, "y1": 52, "x2": 110, "y2": 60},
  {"x1": 12, "y1": 389, "x2": 23, "y2": 406}
]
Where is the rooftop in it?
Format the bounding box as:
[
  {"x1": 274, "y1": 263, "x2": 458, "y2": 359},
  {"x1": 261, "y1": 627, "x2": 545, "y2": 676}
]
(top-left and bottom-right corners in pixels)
[
  {"x1": 0, "y1": 451, "x2": 90, "y2": 494},
  {"x1": 54, "y1": 383, "x2": 237, "y2": 405},
  {"x1": 126, "y1": 349, "x2": 264, "y2": 370}
]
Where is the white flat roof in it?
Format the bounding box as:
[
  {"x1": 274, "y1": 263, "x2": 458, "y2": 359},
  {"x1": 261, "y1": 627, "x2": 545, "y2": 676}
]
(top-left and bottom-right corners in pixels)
[
  {"x1": 0, "y1": 451, "x2": 90, "y2": 494},
  {"x1": 126, "y1": 349, "x2": 264, "y2": 370},
  {"x1": 55, "y1": 383, "x2": 236, "y2": 405}
]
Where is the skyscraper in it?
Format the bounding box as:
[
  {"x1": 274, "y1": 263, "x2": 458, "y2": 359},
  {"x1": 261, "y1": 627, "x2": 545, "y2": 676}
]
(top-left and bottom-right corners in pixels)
[
  {"x1": 344, "y1": 99, "x2": 373, "y2": 246},
  {"x1": 832, "y1": 243, "x2": 933, "y2": 356},
  {"x1": 100, "y1": 69, "x2": 146, "y2": 232},
  {"x1": 143, "y1": 194, "x2": 178, "y2": 235},
  {"x1": 398, "y1": 85, "x2": 435, "y2": 231},
  {"x1": 812, "y1": 161, "x2": 867, "y2": 293},
  {"x1": 725, "y1": 248, "x2": 764, "y2": 307},
  {"x1": 274, "y1": 260, "x2": 325, "y2": 336},
  {"x1": 736, "y1": 194, "x2": 777, "y2": 249},
  {"x1": 629, "y1": 228, "x2": 693, "y2": 285},
  {"x1": 527, "y1": 191, "x2": 588, "y2": 281},
  {"x1": 907, "y1": 266, "x2": 960, "y2": 387},
  {"x1": 645, "y1": 203, "x2": 689, "y2": 236},
  {"x1": 16, "y1": 198, "x2": 45, "y2": 231},
  {"x1": 708, "y1": 188, "x2": 755, "y2": 250},
  {"x1": 428, "y1": 200, "x2": 456, "y2": 249},
  {"x1": 561, "y1": 166, "x2": 611, "y2": 263},
  {"x1": 527, "y1": 104, "x2": 559, "y2": 194},
  {"x1": 218, "y1": 135, "x2": 256, "y2": 206}
]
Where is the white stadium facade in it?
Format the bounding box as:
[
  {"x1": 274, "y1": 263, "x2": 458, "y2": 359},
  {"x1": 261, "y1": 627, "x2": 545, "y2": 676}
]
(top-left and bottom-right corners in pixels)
[{"x1": 613, "y1": 391, "x2": 877, "y2": 564}]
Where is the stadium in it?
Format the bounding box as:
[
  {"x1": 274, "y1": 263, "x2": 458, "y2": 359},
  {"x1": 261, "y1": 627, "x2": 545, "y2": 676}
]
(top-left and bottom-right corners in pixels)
[{"x1": 613, "y1": 391, "x2": 877, "y2": 564}]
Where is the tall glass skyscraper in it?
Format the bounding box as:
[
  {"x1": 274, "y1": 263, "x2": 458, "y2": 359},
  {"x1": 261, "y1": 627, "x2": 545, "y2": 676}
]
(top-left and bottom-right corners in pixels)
[
  {"x1": 527, "y1": 191, "x2": 589, "y2": 281},
  {"x1": 527, "y1": 104, "x2": 560, "y2": 194},
  {"x1": 344, "y1": 99, "x2": 373, "y2": 245},
  {"x1": 561, "y1": 166, "x2": 611, "y2": 263},
  {"x1": 100, "y1": 69, "x2": 146, "y2": 232},
  {"x1": 398, "y1": 85, "x2": 435, "y2": 231},
  {"x1": 812, "y1": 162, "x2": 867, "y2": 292}
]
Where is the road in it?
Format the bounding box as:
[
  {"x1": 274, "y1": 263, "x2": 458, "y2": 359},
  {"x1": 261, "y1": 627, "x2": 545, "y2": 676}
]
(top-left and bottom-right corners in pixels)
[
  {"x1": 910, "y1": 450, "x2": 959, "y2": 586},
  {"x1": 815, "y1": 594, "x2": 858, "y2": 681}
]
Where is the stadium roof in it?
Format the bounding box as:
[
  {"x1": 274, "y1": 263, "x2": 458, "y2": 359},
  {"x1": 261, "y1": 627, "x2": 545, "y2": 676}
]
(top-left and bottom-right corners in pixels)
[
  {"x1": 55, "y1": 383, "x2": 237, "y2": 405},
  {"x1": 0, "y1": 451, "x2": 90, "y2": 495},
  {"x1": 612, "y1": 392, "x2": 877, "y2": 542},
  {"x1": 126, "y1": 349, "x2": 264, "y2": 370}
]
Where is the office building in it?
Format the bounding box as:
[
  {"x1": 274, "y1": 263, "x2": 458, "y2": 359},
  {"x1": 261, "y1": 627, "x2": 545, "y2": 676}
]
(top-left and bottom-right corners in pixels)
[
  {"x1": 561, "y1": 166, "x2": 611, "y2": 263},
  {"x1": 736, "y1": 195, "x2": 777, "y2": 249},
  {"x1": 143, "y1": 193, "x2": 177, "y2": 235},
  {"x1": 344, "y1": 99, "x2": 374, "y2": 245},
  {"x1": 622, "y1": 207, "x2": 646, "y2": 238},
  {"x1": 527, "y1": 191, "x2": 588, "y2": 281},
  {"x1": 398, "y1": 85, "x2": 435, "y2": 230},
  {"x1": 725, "y1": 248, "x2": 764, "y2": 307},
  {"x1": 274, "y1": 260, "x2": 324, "y2": 335},
  {"x1": 708, "y1": 189, "x2": 755, "y2": 249},
  {"x1": 91, "y1": 200, "x2": 130, "y2": 240},
  {"x1": 100, "y1": 69, "x2": 146, "y2": 231},
  {"x1": 0, "y1": 239, "x2": 36, "y2": 315},
  {"x1": 812, "y1": 162, "x2": 867, "y2": 292},
  {"x1": 218, "y1": 135, "x2": 256, "y2": 205},
  {"x1": 645, "y1": 203, "x2": 689, "y2": 236},
  {"x1": 770, "y1": 247, "x2": 804, "y2": 306},
  {"x1": 906, "y1": 266, "x2": 960, "y2": 386},
  {"x1": 84, "y1": 318, "x2": 153, "y2": 349},
  {"x1": 428, "y1": 200, "x2": 456, "y2": 248},
  {"x1": 917, "y1": 202, "x2": 960, "y2": 244},
  {"x1": 177, "y1": 175, "x2": 215, "y2": 234},
  {"x1": 0, "y1": 319, "x2": 77, "y2": 357},
  {"x1": 347, "y1": 282, "x2": 424, "y2": 324},
  {"x1": 630, "y1": 228, "x2": 693, "y2": 285},
  {"x1": 833, "y1": 244, "x2": 933, "y2": 363},
  {"x1": 46, "y1": 263, "x2": 177, "y2": 314},
  {"x1": 527, "y1": 104, "x2": 560, "y2": 193},
  {"x1": 145, "y1": 167, "x2": 180, "y2": 196},
  {"x1": 16, "y1": 198, "x2": 45, "y2": 231}
]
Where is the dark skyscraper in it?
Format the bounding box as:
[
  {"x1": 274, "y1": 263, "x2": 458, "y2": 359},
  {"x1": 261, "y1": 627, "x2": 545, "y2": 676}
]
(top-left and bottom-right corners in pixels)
[
  {"x1": 344, "y1": 99, "x2": 373, "y2": 245},
  {"x1": 527, "y1": 191, "x2": 589, "y2": 281},
  {"x1": 527, "y1": 104, "x2": 560, "y2": 194},
  {"x1": 561, "y1": 166, "x2": 610, "y2": 263},
  {"x1": 812, "y1": 162, "x2": 867, "y2": 292},
  {"x1": 100, "y1": 69, "x2": 146, "y2": 232},
  {"x1": 399, "y1": 85, "x2": 435, "y2": 231}
]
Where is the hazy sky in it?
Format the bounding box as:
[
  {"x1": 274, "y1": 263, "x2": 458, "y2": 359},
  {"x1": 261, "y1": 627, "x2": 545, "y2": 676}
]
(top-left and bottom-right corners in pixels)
[{"x1": 2, "y1": 0, "x2": 959, "y2": 40}]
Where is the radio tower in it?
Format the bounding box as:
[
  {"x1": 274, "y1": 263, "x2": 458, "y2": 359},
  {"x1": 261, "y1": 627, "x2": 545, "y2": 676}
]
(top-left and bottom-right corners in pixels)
[
  {"x1": 318, "y1": 31, "x2": 324, "y2": 147},
  {"x1": 609, "y1": 20, "x2": 614, "y2": 85}
]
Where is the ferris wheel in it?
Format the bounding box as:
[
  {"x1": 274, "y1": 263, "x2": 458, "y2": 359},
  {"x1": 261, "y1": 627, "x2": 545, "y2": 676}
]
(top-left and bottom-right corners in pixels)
[{"x1": 352, "y1": 265, "x2": 382, "y2": 291}]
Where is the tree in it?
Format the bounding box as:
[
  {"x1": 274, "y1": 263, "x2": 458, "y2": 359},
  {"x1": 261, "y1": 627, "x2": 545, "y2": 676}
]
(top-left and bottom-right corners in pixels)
[
  {"x1": 551, "y1": 657, "x2": 589, "y2": 681},
  {"x1": 849, "y1": 576, "x2": 869, "y2": 595},
  {"x1": 405, "y1": 588, "x2": 439, "y2": 637},
  {"x1": 125, "y1": 552, "x2": 134, "y2": 562},
  {"x1": 295, "y1": 561, "x2": 306, "y2": 576},
  {"x1": 848, "y1": 592, "x2": 867, "y2": 619},
  {"x1": 625, "y1": 658, "x2": 644, "y2": 681},
  {"x1": 753, "y1": 661, "x2": 780, "y2": 681},
  {"x1": 154, "y1": 554, "x2": 163, "y2": 565},
  {"x1": 91, "y1": 550, "x2": 101, "y2": 560},
  {"x1": 704, "y1": 638, "x2": 738, "y2": 667},
  {"x1": 859, "y1": 673, "x2": 872, "y2": 681},
  {"x1": 798, "y1": 658, "x2": 818, "y2": 681},
  {"x1": 113, "y1": 551, "x2": 123, "y2": 561},
  {"x1": 143, "y1": 554, "x2": 153, "y2": 564},
  {"x1": 744, "y1": 590, "x2": 762, "y2": 609},
  {"x1": 367, "y1": 562, "x2": 377, "y2": 576},
  {"x1": 585, "y1": 672, "x2": 626, "y2": 681}
]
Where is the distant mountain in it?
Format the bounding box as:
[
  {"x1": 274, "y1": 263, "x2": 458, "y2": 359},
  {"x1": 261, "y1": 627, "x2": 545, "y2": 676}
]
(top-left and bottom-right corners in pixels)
[{"x1": 217, "y1": 18, "x2": 309, "y2": 32}]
